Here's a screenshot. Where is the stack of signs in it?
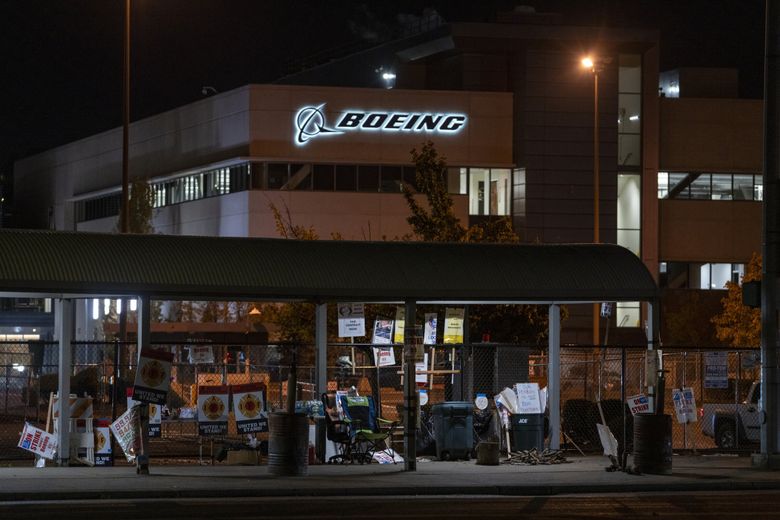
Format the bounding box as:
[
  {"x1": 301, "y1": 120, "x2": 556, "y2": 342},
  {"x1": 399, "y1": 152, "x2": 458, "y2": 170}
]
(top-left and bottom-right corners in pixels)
[
  {"x1": 627, "y1": 394, "x2": 651, "y2": 415},
  {"x1": 110, "y1": 405, "x2": 141, "y2": 463},
  {"x1": 514, "y1": 383, "x2": 542, "y2": 414},
  {"x1": 132, "y1": 348, "x2": 174, "y2": 404},
  {"x1": 337, "y1": 303, "x2": 365, "y2": 338},
  {"x1": 93, "y1": 419, "x2": 112, "y2": 466},
  {"x1": 372, "y1": 318, "x2": 396, "y2": 367},
  {"x1": 126, "y1": 388, "x2": 162, "y2": 438},
  {"x1": 672, "y1": 387, "x2": 697, "y2": 424},
  {"x1": 232, "y1": 383, "x2": 268, "y2": 433},
  {"x1": 18, "y1": 423, "x2": 57, "y2": 460},
  {"x1": 198, "y1": 385, "x2": 230, "y2": 436}
]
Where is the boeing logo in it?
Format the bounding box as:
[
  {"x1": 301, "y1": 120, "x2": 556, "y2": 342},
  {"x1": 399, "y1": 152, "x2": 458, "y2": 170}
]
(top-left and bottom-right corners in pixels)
[{"x1": 294, "y1": 104, "x2": 468, "y2": 146}]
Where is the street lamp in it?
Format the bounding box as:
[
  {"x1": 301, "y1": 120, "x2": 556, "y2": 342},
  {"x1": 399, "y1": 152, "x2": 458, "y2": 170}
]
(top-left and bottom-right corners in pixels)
[{"x1": 582, "y1": 55, "x2": 606, "y2": 347}]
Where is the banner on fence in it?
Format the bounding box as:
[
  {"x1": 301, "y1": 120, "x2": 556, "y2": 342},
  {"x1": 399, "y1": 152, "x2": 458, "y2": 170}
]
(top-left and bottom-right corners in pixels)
[
  {"x1": 198, "y1": 385, "x2": 230, "y2": 436},
  {"x1": 232, "y1": 383, "x2": 268, "y2": 433},
  {"x1": 704, "y1": 351, "x2": 729, "y2": 389},
  {"x1": 627, "y1": 394, "x2": 651, "y2": 415},
  {"x1": 672, "y1": 387, "x2": 697, "y2": 424},
  {"x1": 393, "y1": 306, "x2": 405, "y2": 344},
  {"x1": 443, "y1": 307, "x2": 464, "y2": 344},
  {"x1": 372, "y1": 318, "x2": 394, "y2": 345},
  {"x1": 423, "y1": 313, "x2": 438, "y2": 345},
  {"x1": 18, "y1": 423, "x2": 57, "y2": 460},
  {"x1": 338, "y1": 303, "x2": 365, "y2": 337},
  {"x1": 127, "y1": 388, "x2": 162, "y2": 438},
  {"x1": 132, "y1": 348, "x2": 174, "y2": 404},
  {"x1": 110, "y1": 406, "x2": 140, "y2": 463}
]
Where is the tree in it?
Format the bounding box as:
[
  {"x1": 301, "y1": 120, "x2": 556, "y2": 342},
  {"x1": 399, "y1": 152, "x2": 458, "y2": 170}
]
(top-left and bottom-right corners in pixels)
[
  {"x1": 402, "y1": 140, "x2": 554, "y2": 345},
  {"x1": 127, "y1": 178, "x2": 154, "y2": 234},
  {"x1": 712, "y1": 252, "x2": 761, "y2": 348}
]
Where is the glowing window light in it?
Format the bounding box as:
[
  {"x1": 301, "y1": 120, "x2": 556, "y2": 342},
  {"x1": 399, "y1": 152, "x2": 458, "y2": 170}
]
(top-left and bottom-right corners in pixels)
[
  {"x1": 104, "y1": 298, "x2": 110, "y2": 315},
  {"x1": 92, "y1": 299, "x2": 99, "y2": 320},
  {"x1": 116, "y1": 299, "x2": 122, "y2": 315},
  {"x1": 130, "y1": 299, "x2": 137, "y2": 311}
]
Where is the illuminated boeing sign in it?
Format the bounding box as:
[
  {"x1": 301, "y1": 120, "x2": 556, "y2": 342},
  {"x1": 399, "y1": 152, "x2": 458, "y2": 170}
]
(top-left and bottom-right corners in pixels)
[{"x1": 294, "y1": 104, "x2": 468, "y2": 146}]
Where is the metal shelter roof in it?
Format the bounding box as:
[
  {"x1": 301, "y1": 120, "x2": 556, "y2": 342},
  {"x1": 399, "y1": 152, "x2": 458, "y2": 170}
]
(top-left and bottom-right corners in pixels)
[{"x1": 0, "y1": 229, "x2": 657, "y2": 303}]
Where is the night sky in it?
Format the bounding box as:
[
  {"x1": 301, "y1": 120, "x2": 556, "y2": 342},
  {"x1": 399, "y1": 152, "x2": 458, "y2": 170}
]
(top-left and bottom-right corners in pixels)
[{"x1": 0, "y1": 0, "x2": 765, "y2": 179}]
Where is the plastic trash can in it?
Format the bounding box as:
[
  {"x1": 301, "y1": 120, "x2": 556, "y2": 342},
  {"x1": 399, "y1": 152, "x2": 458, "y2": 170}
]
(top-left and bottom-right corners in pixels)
[
  {"x1": 431, "y1": 401, "x2": 474, "y2": 460},
  {"x1": 510, "y1": 413, "x2": 544, "y2": 452}
]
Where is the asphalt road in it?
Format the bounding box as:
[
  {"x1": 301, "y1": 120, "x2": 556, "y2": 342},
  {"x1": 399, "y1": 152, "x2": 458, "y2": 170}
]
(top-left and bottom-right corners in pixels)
[{"x1": 0, "y1": 491, "x2": 778, "y2": 519}]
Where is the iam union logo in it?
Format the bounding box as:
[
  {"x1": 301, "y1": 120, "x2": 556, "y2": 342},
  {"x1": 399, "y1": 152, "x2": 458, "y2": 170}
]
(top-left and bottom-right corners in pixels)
[
  {"x1": 293, "y1": 103, "x2": 468, "y2": 146},
  {"x1": 294, "y1": 104, "x2": 341, "y2": 145}
]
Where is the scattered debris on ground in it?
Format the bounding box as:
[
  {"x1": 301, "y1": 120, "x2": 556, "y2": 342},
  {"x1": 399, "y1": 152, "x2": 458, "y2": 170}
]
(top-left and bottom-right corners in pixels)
[{"x1": 501, "y1": 448, "x2": 571, "y2": 466}]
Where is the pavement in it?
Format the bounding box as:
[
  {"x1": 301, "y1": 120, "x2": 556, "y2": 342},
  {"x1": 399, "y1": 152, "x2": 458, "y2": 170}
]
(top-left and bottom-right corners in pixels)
[{"x1": 0, "y1": 454, "x2": 778, "y2": 501}]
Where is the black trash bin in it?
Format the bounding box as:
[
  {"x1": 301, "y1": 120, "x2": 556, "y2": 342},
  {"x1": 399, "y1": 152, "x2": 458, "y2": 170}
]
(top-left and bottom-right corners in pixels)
[
  {"x1": 510, "y1": 413, "x2": 545, "y2": 452},
  {"x1": 432, "y1": 401, "x2": 474, "y2": 460}
]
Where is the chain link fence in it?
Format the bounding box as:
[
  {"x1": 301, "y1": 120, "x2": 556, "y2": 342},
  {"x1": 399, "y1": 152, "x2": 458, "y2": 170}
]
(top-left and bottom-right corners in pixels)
[{"x1": 0, "y1": 340, "x2": 763, "y2": 461}]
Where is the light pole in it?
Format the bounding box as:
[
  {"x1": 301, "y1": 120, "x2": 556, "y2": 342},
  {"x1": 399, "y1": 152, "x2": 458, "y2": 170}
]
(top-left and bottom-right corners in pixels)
[
  {"x1": 121, "y1": 0, "x2": 130, "y2": 234},
  {"x1": 582, "y1": 55, "x2": 603, "y2": 347}
]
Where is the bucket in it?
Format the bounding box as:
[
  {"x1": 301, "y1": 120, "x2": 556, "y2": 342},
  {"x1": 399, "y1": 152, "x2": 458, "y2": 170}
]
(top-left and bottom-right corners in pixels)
[
  {"x1": 268, "y1": 412, "x2": 309, "y2": 476},
  {"x1": 632, "y1": 413, "x2": 672, "y2": 475},
  {"x1": 476, "y1": 441, "x2": 499, "y2": 465}
]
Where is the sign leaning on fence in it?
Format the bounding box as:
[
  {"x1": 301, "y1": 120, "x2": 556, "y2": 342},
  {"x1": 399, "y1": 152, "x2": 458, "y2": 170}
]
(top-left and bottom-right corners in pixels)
[
  {"x1": 126, "y1": 388, "x2": 162, "y2": 438},
  {"x1": 198, "y1": 385, "x2": 230, "y2": 436},
  {"x1": 704, "y1": 351, "x2": 729, "y2": 389},
  {"x1": 93, "y1": 419, "x2": 112, "y2": 466},
  {"x1": 232, "y1": 383, "x2": 268, "y2": 433},
  {"x1": 132, "y1": 348, "x2": 174, "y2": 404},
  {"x1": 110, "y1": 405, "x2": 140, "y2": 463},
  {"x1": 672, "y1": 387, "x2": 697, "y2": 424},
  {"x1": 18, "y1": 423, "x2": 57, "y2": 460},
  {"x1": 337, "y1": 303, "x2": 366, "y2": 337},
  {"x1": 627, "y1": 394, "x2": 651, "y2": 415}
]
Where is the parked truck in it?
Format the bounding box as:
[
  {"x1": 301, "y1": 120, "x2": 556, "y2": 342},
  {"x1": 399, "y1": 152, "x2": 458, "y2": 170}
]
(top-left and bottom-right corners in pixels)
[{"x1": 701, "y1": 381, "x2": 761, "y2": 449}]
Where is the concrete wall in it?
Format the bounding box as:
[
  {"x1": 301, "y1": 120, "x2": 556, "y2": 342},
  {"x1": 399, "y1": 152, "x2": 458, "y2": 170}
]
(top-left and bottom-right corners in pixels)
[
  {"x1": 660, "y1": 98, "x2": 762, "y2": 172},
  {"x1": 658, "y1": 199, "x2": 761, "y2": 263}
]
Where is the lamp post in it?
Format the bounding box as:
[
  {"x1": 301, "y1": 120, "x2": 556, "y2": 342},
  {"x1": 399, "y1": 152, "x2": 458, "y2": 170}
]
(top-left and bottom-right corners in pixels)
[
  {"x1": 582, "y1": 55, "x2": 603, "y2": 347},
  {"x1": 121, "y1": 0, "x2": 130, "y2": 234}
]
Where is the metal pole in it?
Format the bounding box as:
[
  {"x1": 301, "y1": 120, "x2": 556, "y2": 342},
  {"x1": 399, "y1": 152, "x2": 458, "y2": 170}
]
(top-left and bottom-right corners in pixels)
[
  {"x1": 592, "y1": 69, "x2": 601, "y2": 348},
  {"x1": 548, "y1": 304, "x2": 561, "y2": 450},
  {"x1": 121, "y1": 0, "x2": 130, "y2": 234},
  {"x1": 136, "y1": 295, "x2": 151, "y2": 475},
  {"x1": 315, "y1": 303, "x2": 327, "y2": 398},
  {"x1": 403, "y1": 300, "x2": 418, "y2": 471},
  {"x1": 760, "y1": 0, "x2": 780, "y2": 466},
  {"x1": 56, "y1": 299, "x2": 73, "y2": 467}
]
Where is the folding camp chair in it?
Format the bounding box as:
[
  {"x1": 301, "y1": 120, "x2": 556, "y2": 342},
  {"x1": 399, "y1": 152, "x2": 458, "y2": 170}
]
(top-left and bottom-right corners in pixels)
[
  {"x1": 321, "y1": 392, "x2": 360, "y2": 464},
  {"x1": 338, "y1": 394, "x2": 399, "y2": 464}
]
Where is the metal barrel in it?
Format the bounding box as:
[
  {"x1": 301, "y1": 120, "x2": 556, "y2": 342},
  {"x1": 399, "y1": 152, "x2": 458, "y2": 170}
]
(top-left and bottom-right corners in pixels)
[
  {"x1": 632, "y1": 413, "x2": 672, "y2": 475},
  {"x1": 268, "y1": 412, "x2": 309, "y2": 476}
]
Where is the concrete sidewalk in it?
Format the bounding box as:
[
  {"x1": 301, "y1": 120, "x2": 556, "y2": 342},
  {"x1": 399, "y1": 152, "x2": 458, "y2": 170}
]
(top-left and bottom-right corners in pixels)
[{"x1": 0, "y1": 455, "x2": 777, "y2": 502}]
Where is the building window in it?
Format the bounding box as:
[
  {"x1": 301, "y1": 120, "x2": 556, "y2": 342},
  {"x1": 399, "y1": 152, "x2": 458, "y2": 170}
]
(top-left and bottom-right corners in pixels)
[
  {"x1": 617, "y1": 174, "x2": 641, "y2": 256},
  {"x1": 658, "y1": 171, "x2": 762, "y2": 200},
  {"x1": 616, "y1": 302, "x2": 641, "y2": 328},
  {"x1": 358, "y1": 165, "x2": 380, "y2": 192}
]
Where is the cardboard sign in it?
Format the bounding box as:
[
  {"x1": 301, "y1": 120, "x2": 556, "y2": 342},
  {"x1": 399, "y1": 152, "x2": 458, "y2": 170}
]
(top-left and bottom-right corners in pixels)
[
  {"x1": 18, "y1": 423, "x2": 58, "y2": 460},
  {"x1": 373, "y1": 346, "x2": 396, "y2": 367},
  {"x1": 704, "y1": 351, "x2": 729, "y2": 389},
  {"x1": 232, "y1": 383, "x2": 268, "y2": 433},
  {"x1": 94, "y1": 419, "x2": 112, "y2": 466},
  {"x1": 110, "y1": 406, "x2": 140, "y2": 463},
  {"x1": 423, "y1": 313, "x2": 438, "y2": 345},
  {"x1": 132, "y1": 348, "x2": 173, "y2": 404},
  {"x1": 393, "y1": 306, "x2": 405, "y2": 344},
  {"x1": 337, "y1": 303, "x2": 366, "y2": 338},
  {"x1": 672, "y1": 387, "x2": 697, "y2": 424},
  {"x1": 443, "y1": 307, "x2": 464, "y2": 344},
  {"x1": 188, "y1": 345, "x2": 215, "y2": 364},
  {"x1": 372, "y1": 318, "x2": 394, "y2": 345},
  {"x1": 127, "y1": 388, "x2": 162, "y2": 438},
  {"x1": 198, "y1": 385, "x2": 230, "y2": 436},
  {"x1": 415, "y1": 353, "x2": 429, "y2": 385},
  {"x1": 627, "y1": 394, "x2": 651, "y2": 415},
  {"x1": 515, "y1": 383, "x2": 542, "y2": 414}
]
